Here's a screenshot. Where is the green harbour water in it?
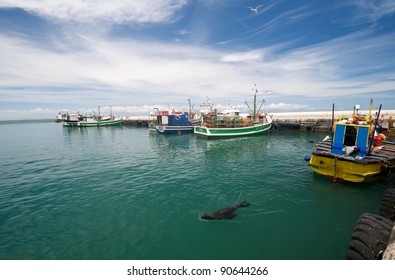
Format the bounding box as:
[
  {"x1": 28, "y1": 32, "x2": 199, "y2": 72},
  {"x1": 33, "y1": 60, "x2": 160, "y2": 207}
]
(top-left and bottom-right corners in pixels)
[{"x1": 0, "y1": 120, "x2": 393, "y2": 260}]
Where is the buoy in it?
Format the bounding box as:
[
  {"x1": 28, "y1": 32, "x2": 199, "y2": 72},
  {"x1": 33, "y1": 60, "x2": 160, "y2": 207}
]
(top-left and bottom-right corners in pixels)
[{"x1": 304, "y1": 155, "x2": 311, "y2": 161}]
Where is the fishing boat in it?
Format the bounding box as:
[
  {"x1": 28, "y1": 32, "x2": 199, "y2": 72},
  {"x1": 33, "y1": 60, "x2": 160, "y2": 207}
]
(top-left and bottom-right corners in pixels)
[
  {"x1": 150, "y1": 100, "x2": 200, "y2": 135},
  {"x1": 58, "y1": 112, "x2": 85, "y2": 125},
  {"x1": 73, "y1": 116, "x2": 122, "y2": 127},
  {"x1": 193, "y1": 87, "x2": 272, "y2": 139},
  {"x1": 308, "y1": 101, "x2": 395, "y2": 183},
  {"x1": 63, "y1": 106, "x2": 122, "y2": 127},
  {"x1": 151, "y1": 109, "x2": 199, "y2": 134},
  {"x1": 55, "y1": 111, "x2": 69, "y2": 123}
]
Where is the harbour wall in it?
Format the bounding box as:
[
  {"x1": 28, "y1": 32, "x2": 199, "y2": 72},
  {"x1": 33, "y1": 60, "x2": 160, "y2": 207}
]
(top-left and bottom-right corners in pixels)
[
  {"x1": 271, "y1": 110, "x2": 395, "y2": 132},
  {"x1": 123, "y1": 110, "x2": 395, "y2": 133},
  {"x1": 122, "y1": 116, "x2": 150, "y2": 126}
]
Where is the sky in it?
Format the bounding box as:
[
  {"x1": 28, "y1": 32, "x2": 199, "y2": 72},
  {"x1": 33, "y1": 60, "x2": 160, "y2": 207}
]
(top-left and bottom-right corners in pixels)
[{"x1": 0, "y1": 0, "x2": 394, "y2": 119}]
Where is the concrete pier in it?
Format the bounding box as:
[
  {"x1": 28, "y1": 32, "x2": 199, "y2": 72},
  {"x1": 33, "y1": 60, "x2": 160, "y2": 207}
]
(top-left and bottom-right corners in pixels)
[
  {"x1": 271, "y1": 110, "x2": 395, "y2": 132},
  {"x1": 119, "y1": 111, "x2": 395, "y2": 136},
  {"x1": 122, "y1": 116, "x2": 150, "y2": 126}
]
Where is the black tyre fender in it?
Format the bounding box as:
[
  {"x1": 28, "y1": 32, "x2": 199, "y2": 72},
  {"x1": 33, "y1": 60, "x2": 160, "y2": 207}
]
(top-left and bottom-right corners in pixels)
[
  {"x1": 382, "y1": 166, "x2": 392, "y2": 177},
  {"x1": 380, "y1": 188, "x2": 395, "y2": 220},
  {"x1": 347, "y1": 213, "x2": 393, "y2": 260}
]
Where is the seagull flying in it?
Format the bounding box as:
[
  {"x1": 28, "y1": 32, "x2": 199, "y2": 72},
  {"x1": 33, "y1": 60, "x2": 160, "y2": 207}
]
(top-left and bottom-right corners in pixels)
[{"x1": 247, "y1": 5, "x2": 263, "y2": 15}]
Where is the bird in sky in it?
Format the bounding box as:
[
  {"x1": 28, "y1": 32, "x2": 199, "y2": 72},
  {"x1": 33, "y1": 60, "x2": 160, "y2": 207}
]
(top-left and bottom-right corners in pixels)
[{"x1": 247, "y1": 5, "x2": 263, "y2": 15}]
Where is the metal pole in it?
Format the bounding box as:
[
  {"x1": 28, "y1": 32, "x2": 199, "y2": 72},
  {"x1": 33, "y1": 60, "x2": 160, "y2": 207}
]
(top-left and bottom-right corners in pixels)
[
  {"x1": 367, "y1": 104, "x2": 382, "y2": 156},
  {"x1": 330, "y1": 103, "x2": 334, "y2": 152},
  {"x1": 253, "y1": 91, "x2": 257, "y2": 121}
]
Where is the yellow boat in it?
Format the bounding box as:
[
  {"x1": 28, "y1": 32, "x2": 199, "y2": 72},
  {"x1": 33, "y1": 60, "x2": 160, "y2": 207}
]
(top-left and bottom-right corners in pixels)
[{"x1": 308, "y1": 102, "x2": 395, "y2": 183}]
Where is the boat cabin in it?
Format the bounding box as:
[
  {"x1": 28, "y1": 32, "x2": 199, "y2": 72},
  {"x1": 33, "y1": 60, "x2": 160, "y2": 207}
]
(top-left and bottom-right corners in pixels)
[
  {"x1": 155, "y1": 111, "x2": 192, "y2": 126},
  {"x1": 331, "y1": 123, "x2": 370, "y2": 156}
]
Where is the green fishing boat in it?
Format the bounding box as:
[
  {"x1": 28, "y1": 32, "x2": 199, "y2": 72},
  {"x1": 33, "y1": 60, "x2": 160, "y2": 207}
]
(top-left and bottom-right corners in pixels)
[
  {"x1": 194, "y1": 86, "x2": 272, "y2": 139},
  {"x1": 63, "y1": 106, "x2": 122, "y2": 127}
]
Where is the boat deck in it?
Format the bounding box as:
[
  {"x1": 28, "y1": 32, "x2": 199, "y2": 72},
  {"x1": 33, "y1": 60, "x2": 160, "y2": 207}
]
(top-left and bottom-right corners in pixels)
[
  {"x1": 203, "y1": 118, "x2": 253, "y2": 128},
  {"x1": 312, "y1": 138, "x2": 395, "y2": 163}
]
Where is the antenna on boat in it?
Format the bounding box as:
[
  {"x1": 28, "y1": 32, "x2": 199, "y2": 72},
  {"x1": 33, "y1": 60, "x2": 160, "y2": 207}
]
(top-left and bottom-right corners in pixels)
[
  {"x1": 253, "y1": 85, "x2": 258, "y2": 121},
  {"x1": 245, "y1": 101, "x2": 253, "y2": 114},
  {"x1": 188, "y1": 99, "x2": 191, "y2": 119},
  {"x1": 245, "y1": 84, "x2": 267, "y2": 121},
  {"x1": 330, "y1": 103, "x2": 334, "y2": 152},
  {"x1": 257, "y1": 99, "x2": 265, "y2": 114},
  {"x1": 367, "y1": 104, "x2": 382, "y2": 156}
]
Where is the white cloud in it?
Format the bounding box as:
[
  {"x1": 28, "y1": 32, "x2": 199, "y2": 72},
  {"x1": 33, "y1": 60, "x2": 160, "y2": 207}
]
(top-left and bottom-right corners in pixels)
[
  {"x1": 0, "y1": 32, "x2": 258, "y2": 107},
  {"x1": 221, "y1": 50, "x2": 264, "y2": 63},
  {"x1": 266, "y1": 103, "x2": 308, "y2": 111},
  {"x1": 0, "y1": 0, "x2": 188, "y2": 24},
  {"x1": 0, "y1": 24, "x2": 394, "y2": 118}
]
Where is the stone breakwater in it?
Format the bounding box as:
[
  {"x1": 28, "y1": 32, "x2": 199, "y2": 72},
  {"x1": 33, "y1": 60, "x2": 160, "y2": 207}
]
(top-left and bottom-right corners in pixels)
[
  {"x1": 121, "y1": 110, "x2": 395, "y2": 134},
  {"x1": 271, "y1": 110, "x2": 395, "y2": 132},
  {"x1": 122, "y1": 116, "x2": 150, "y2": 126}
]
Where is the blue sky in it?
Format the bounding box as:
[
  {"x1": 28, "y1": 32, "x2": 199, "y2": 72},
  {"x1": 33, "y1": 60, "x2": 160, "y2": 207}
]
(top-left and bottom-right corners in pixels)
[{"x1": 0, "y1": 0, "x2": 394, "y2": 119}]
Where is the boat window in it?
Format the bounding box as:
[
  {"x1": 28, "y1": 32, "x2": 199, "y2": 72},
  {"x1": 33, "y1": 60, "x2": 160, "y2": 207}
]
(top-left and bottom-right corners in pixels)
[{"x1": 344, "y1": 126, "x2": 357, "y2": 146}]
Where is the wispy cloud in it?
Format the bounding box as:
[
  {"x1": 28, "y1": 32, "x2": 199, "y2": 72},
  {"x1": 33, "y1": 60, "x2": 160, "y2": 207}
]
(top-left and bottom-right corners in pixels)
[
  {"x1": 264, "y1": 31, "x2": 395, "y2": 97},
  {"x1": 351, "y1": 0, "x2": 395, "y2": 23},
  {"x1": 221, "y1": 50, "x2": 264, "y2": 62},
  {"x1": 0, "y1": 0, "x2": 188, "y2": 24},
  {"x1": 267, "y1": 103, "x2": 308, "y2": 111},
  {"x1": 0, "y1": 31, "x2": 256, "y2": 106},
  {"x1": 0, "y1": 1, "x2": 394, "y2": 119},
  {"x1": 1, "y1": 27, "x2": 393, "y2": 110},
  {"x1": 250, "y1": 4, "x2": 316, "y2": 36}
]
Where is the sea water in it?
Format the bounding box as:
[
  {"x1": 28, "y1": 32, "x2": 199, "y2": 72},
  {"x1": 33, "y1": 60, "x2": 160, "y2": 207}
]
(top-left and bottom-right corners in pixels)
[{"x1": 0, "y1": 120, "x2": 392, "y2": 260}]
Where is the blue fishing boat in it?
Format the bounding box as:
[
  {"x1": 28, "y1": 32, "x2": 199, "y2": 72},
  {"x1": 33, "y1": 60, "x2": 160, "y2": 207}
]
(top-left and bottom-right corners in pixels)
[{"x1": 154, "y1": 110, "x2": 199, "y2": 135}]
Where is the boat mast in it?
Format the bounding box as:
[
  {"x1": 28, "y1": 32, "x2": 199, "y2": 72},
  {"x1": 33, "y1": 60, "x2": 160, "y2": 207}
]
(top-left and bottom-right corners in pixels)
[
  {"x1": 188, "y1": 99, "x2": 191, "y2": 120},
  {"x1": 245, "y1": 102, "x2": 253, "y2": 115},
  {"x1": 367, "y1": 104, "x2": 382, "y2": 156},
  {"x1": 368, "y1": 98, "x2": 373, "y2": 121},
  {"x1": 330, "y1": 103, "x2": 334, "y2": 152},
  {"x1": 253, "y1": 85, "x2": 258, "y2": 122},
  {"x1": 245, "y1": 85, "x2": 259, "y2": 121},
  {"x1": 257, "y1": 99, "x2": 265, "y2": 114}
]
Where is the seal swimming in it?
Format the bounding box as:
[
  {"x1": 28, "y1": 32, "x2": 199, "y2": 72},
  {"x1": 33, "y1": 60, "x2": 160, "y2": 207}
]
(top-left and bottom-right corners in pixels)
[{"x1": 201, "y1": 201, "x2": 251, "y2": 220}]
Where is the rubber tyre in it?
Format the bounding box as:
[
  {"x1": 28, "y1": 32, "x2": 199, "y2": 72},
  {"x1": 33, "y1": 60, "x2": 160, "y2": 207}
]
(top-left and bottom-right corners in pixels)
[
  {"x1": 347, "y1": 213, "x2": 393, "y2": 260},
  {"x1": 380, "y1": 188, "x2": 395, "y2": 220}
]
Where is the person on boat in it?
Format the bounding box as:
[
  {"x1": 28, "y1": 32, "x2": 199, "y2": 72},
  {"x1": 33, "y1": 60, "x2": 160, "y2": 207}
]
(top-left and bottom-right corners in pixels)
[
  {"x1": 388, "y1": 116, "x2": 393, "y2": 129},
  {"x1": 369, "y1": 122, "x2": 377, "y2": 137},
  {"x1": 349, "y1": 147, "x2": 361, "y2": 158},
  {"x1": 373, "y1": 133, "x2": 387, "y2": 147},
  {"x1": 342, "y1": 146, "x2": 361, "y2": 158}
]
